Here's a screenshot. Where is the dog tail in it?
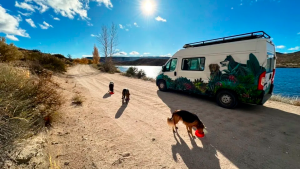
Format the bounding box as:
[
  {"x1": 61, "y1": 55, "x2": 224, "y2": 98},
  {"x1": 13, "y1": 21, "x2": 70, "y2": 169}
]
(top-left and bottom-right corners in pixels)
[{"x1": 167, "y1": 117, "x2": 174, "y2": 127}]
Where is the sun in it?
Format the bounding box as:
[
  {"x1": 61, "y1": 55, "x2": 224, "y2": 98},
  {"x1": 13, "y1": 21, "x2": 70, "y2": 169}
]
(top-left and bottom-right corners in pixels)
[{"x1": 141, "y1": 0, "x2": 156, "y2": 15}]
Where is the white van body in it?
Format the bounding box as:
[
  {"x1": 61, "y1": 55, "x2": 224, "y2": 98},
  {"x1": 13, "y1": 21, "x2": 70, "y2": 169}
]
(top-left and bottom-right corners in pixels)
[{"x1": 156, "y1": 31, "x2": 276, "y2": 109}]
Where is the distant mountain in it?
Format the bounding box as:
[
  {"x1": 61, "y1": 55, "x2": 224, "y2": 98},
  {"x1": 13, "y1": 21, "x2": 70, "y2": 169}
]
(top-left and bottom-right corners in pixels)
[
  {"x1": 276, "y1": 51, "x2": 300, "y2": 68},
  {"x1": 115, "y1": 58, "x2": 169, "y2": 66}
]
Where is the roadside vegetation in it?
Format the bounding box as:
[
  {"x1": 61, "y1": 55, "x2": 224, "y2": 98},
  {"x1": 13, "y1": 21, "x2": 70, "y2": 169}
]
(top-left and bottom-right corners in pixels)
[
  {"x1": 0, "y1": 37, "x2": 65, "y2": 167},
  {"x1": 270, "y1": 95, "x2": 300, "y2": 106},
  {"x1": 121, "y1": 66, "x2": 155, "y2": 82}
]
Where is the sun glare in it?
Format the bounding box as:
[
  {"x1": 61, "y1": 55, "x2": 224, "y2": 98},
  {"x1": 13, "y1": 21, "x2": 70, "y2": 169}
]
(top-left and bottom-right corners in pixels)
[{"x1": 141, "y1": 0, "x2": 156, "y2": 15}]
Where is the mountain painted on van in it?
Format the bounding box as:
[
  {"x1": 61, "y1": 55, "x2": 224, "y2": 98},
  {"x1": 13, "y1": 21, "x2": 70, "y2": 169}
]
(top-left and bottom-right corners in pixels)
[{"x1": 156, "y1": 53, "x2": 267, "y2": 104}]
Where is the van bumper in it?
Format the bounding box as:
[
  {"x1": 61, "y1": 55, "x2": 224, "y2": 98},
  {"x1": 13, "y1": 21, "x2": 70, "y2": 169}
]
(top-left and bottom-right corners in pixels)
[{"x1": 259, "y1": 84, "x2": 274, "y2": 105}]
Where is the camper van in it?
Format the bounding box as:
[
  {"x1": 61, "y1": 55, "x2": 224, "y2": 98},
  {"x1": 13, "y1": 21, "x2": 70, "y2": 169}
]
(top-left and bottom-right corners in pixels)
[{"x1": 156, "y1": 31, "x2": 276, "y2": 109}]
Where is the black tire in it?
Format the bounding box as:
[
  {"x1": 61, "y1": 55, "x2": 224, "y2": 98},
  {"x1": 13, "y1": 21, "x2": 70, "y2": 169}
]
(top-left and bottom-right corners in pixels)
[
  {"x1": 158, "y1": 80, "x2": 167, "y2": 91},
  {"x1": 216, "y1": 90, "x2": 238, "y2": 109}
]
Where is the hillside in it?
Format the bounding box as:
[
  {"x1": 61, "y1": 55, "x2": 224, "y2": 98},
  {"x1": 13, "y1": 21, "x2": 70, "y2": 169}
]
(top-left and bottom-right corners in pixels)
[
  {"x1": 276, "y1": 51, "x2": 300, "y2": 68},
  {"x1": 112, "y1": 52, "x2": 300, "y2": 68},
  {"x1": 115, "y1": 58, "x2": 169, "y2": 66}
]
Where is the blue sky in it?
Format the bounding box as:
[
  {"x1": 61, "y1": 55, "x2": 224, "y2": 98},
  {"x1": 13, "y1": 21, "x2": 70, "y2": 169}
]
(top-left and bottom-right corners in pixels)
[{"x1": 0, "y1": 0, "x2": 299, "y2": 58}]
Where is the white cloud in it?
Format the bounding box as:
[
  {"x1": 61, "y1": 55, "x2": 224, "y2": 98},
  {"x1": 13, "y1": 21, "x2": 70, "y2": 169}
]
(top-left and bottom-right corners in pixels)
[
  {"x1": 87, "y1": 22, "x2": 93, "y2": 26},
  {"x1": 126, "y1": 24, "x2": 132, "y2": 27},
  {"x1": 15, "y1": 0, "x2": 113, "y2": 20},
  {"x1": 125, "y1": 29, "x2": 129, "y2": 31},
  {"x1": 39, "y1": 21, "x2": 53, "y2": 29},
  {"x1": 92, "y1": 0, "x2": 113, "y2": 9},
  {"x1": 155, "y1": 16, "x2": 167, "y2": 22},
  {"x1": 143, "y1": 52, "x2": 150, "y2": 55},
  {"x1": 6, "y1": 35, "x2": 19, "y2": 41},
  {"x1": 298, "y1": 32, "x2": 300, "y2": 35},
  {"x1": 160, "y1": 53, "x2": 172, "y2": 57},
  {"x1": 129, "y1": 51, "x2": 139, "y2": 55},
  {"x1": 35, "y1": 2, "x2": 49, "y2": 13},
  {"x1": 119, "y1": 24, "x2": 124, "y2": 29},
  {"x1": 18, "y1": 11, "x2": 32, "y2": 16},
  {"x1": 231, "y1": 7, "x2": 233, "y2": 9},
  {"x1": 288, "y1": 46, "x2": 300, "y2": 51},
  {"x1": 276, "y1": 45, "x2": 285, "y2": 49},
  {"x1": 134, "y1": 22, "x2": 139, "y2": 27},
  {"x1": 240, "y1": 3, "x2": 243, "y2": 5},
  {"x1": 16, "y1": 14, "x2": 22, "y2": 22},
  {"x1": 25, "y1": 18, "x2": 36, "y2": 28},
  {"x1": 91, "y1": 34, "x2": 95, "y2": 37},
  {"x1": 53, "y1": 17, "x2": 60, "y2": 20},
  {"x1": 15, "y1": 1, "x2": 35, "y2": 12},
  {"x1": 82, "y1": 55, "x2": 92, "y2": 57},
  {"x1": 114, "y1": 51, "x2": 127, "y2": 56},
  {"x1": 0, "y1": 6, "x2": 29, "y2": 38}
]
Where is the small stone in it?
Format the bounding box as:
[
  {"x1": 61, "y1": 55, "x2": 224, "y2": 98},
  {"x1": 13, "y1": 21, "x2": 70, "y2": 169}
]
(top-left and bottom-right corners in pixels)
[
  {"x1": 64, "y1": 162, "x2": 69, "y2": 165},
  {"x1": 152, "y1": 138, "x2": 155, "y2": 141},
  {"x1": 122, "y1": 152, "x2": 130, "y2": 157},
  {"x1": 51, "y1": 142, "x2": 58, "y2": 145}
]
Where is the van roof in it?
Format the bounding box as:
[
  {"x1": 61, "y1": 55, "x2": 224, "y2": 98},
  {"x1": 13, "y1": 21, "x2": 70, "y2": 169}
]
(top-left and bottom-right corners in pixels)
[{"x1": 183, "y1": 31, "x2": 271, "y2": 48}]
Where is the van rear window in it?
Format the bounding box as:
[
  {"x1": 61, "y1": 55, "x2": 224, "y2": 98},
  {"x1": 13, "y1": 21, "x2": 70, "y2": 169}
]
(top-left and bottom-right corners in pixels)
[
  {"x1": 266, "y1": 57, "x2": 275, "y2": 72},
  {"x1": 181, "y1": 57, "x2": 205, "y2": 71}
]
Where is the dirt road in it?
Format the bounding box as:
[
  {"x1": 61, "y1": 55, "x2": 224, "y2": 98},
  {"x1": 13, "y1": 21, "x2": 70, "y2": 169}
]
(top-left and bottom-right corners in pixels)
[{"x1": 48, "y1": 65, "x2": 300, "y2": 169}]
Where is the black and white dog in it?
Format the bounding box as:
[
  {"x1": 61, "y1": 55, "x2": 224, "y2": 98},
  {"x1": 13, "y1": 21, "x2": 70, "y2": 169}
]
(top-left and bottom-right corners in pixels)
[{"x1": 109, "y1": 82, "x2": 114, "y2": 93}]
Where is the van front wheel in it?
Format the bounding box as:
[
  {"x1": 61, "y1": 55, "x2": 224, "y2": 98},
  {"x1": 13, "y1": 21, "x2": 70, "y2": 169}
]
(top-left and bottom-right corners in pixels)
[
  {"x1": 216, "y1": 90, "x2": 238, "y2": 109},
  {"x1": 158, "y1": 80, "x2": 167, "y2": 91}
]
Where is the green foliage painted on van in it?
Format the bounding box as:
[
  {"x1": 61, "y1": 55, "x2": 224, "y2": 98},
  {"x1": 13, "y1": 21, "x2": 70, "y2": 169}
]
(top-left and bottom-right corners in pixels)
[{"x1": 156, "y1": 53, "x2": 268, "y2": 104}]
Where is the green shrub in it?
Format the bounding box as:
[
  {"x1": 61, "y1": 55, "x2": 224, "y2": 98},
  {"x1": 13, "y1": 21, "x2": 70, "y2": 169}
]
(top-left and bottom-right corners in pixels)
[
  {"x1": 0, "y1": 37, "x2": 24, "y2": 62},
  {"x1": 137, "y1": 69, "x2": 146, "y2": 79},
  {"x1": 126, "y1": 67, "x2": 138, "y2": 76}
]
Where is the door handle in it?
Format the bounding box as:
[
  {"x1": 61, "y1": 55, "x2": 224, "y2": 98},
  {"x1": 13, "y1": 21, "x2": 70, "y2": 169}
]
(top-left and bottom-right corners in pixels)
[{"x1": 174, "y1": 71, "x2": 177, "y2": 76}]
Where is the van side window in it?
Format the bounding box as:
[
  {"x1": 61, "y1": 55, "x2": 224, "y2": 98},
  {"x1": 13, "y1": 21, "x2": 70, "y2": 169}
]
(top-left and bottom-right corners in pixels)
[
  {"x1": 181, "y1": 57, "x2": 205, "y2": 71},
  {"x1": 165, "y1": 58, "x2": 178, "y2": 71}
]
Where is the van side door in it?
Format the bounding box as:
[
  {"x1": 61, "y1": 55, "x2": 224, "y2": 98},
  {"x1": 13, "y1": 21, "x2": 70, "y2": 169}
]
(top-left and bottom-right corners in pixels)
[{"x1": 163, "y1": 58, "x2": 178, "y2": 80}]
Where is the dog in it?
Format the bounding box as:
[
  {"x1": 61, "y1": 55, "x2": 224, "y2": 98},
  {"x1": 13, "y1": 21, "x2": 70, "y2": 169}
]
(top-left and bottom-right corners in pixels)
[
  {"x1": 108, "y1": 82, "x2": 114, "y2": 93},
  {"x1": 167, "y1": 110, "x2": 205, "y2": 138},
  {"x1": 209, "y1": 64, "x2": 222, "y2": 80},
  {"x1": 122, "y1": 88, "x2": 130, "y2": 103}
]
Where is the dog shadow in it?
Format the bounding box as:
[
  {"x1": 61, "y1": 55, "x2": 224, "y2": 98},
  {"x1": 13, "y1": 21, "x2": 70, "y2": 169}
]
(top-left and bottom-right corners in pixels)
[
  {"x1": 172, "y1": 132, "x2": 220, "y2": 169},
  {"x1": 103, "y1": 93, "x2": 111, "y2": 98},
  {"x1": 115, "y1": 103, "x2": 128, "y2": 119}
]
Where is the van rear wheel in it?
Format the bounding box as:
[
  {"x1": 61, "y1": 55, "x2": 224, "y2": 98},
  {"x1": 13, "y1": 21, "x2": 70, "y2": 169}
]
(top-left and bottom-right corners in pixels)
[
  {"x1": 158, "y1": 80, "x2": 167, "y2": 91},
  {"x1": 216, "y1": 90, "x2": 238, "y2": 109}
]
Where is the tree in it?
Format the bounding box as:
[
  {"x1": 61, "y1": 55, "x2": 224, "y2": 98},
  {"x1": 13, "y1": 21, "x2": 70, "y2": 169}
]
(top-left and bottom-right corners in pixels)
[
  {"x1": 67, "y1": 54, "x2": 72, "y2": 59},
  {"x1": 97, "y1": 22, "x2": 118, "y2": 73},
  {"x1": 92, "y1": 44, "x2": 100, "y2": 64},
  {"x1": 97, "y1": 22, "x2": 118, "y2": 62}
]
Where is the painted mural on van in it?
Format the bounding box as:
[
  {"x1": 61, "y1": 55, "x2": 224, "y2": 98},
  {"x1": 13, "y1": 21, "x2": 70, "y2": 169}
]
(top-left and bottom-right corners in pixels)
[{"x1": 156, "y1": 53, "x2": 267, "y2": 104}]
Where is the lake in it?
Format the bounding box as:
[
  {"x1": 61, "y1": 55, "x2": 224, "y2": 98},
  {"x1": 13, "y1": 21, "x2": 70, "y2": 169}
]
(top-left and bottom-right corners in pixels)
[{"x1": 117, "y1": 66, "x2": 300, "y2": 97}]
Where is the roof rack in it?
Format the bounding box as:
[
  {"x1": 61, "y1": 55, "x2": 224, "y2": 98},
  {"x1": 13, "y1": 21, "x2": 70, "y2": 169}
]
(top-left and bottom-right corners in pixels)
[{"x1": 183, "y1": 31, "x2": 271, "y2": 48}]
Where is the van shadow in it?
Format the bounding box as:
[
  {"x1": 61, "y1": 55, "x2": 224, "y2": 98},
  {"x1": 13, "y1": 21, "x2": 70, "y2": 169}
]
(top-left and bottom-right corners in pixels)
[
  {"x1": 157, "y1": 90, "x2": 300, "y2": 169},
  {"x1": 115, "y1": 103, "x2": 128, "y2": 119},
  {"x1": 172, "y1": 132, "x2": 220, "y2": 169}
]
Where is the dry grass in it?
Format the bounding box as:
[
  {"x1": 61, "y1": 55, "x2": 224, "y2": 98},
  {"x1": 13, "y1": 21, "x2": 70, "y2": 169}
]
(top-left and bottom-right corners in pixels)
[
  {"x1": 72, "y1": 94, "x2": 84, "y2": 106},
  {"x1": 0, "y1": 64, "x2": 62, "y2": 166},
  {"x1": 49, "y1": 154, "x2": 60, "y2": 169},
  {"x1": 270, "y1": 95, "x2": 300, "y2": 106}
]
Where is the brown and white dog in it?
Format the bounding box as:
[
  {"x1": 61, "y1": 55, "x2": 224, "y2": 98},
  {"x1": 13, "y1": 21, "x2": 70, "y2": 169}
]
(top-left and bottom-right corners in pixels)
[
  {"x1": 167, "y1": 110, "x2": 205, "y2": 137},
  {"x1": 122, "y1": 88, "x2": 130, "y2": 104}
]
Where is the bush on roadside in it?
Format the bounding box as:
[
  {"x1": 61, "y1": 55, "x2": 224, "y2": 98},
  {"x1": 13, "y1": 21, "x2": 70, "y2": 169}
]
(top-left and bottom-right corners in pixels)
[
  {"x1": 0, "y1": 64, "x2": 62, "y2": 157},
  {"x1": 97, "y1": 59, "x2": 118, "y2": 73},
  {"x1": 0, "y1": 37, "x2": 24, "y2": 62}
]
